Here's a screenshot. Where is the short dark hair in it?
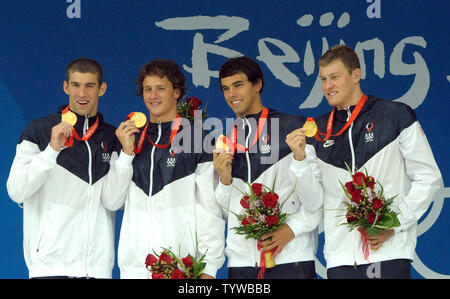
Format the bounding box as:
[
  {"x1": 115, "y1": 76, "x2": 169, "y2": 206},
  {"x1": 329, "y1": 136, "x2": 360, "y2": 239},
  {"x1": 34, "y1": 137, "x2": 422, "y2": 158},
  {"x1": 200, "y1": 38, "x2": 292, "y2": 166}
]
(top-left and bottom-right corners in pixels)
[
  {"x1": 319, "y1": 45, "x2": 361, "y2": 74},
  {"x1": 219, "y1": 56, "x2": 265, "y2": 93},
  {"x1": 66, "y1": 58, "x2": 103, "y2": 85},
  {"x1": 136, "y1": 59, "x2": 186, "y2": 100}
]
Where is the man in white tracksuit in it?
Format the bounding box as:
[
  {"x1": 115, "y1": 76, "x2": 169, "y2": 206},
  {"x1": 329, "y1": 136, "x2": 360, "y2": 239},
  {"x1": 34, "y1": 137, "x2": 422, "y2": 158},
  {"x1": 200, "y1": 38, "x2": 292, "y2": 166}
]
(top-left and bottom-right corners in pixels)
[
  {"x1": 214, "y1": 56, "x2": 323, "y2": 279},
  {"x1": 287, "y1": 45, "x2": 443, "y2": 278},
  {"x1": 102, "y1": 59, "x2": 225, "y2": 278},
  {"x1": 7, "y1": 58, "x2": 118, "y2": 278}
]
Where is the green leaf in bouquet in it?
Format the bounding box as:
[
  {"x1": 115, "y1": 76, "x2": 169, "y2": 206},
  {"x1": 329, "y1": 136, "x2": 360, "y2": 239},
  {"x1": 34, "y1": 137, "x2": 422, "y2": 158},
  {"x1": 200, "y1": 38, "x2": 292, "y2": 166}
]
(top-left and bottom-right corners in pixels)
[
  {"x1": 280, "y1": 181, "x2": 297, "y2": 210},
  {"x1": 218, "y1": 203, "x2": 244, "y2": 221},
  {"x1": 232, "y1": 183, "x2": 247, "y2": 196},
  {"x1": 190, "y1": 252, "x2": 207, "y2": 279},
  {"x1": 360, "y1": 177, "x2": 368, "y2": 195},
  {"x1": 374, "y1": 211, "x2": 400, "y2": 229},
  {"x1": 344, "y1": 161, "x2": 353, "y2": 176},
  {"x1": 378, "y1": 180, "x2": 384, "y2": 198},
  {"x1": 365, "y1": 226, "x2": 381, "y2": 237},
  {"x1": 271, "y1": 170, "x2": 278, "y2": 192}
]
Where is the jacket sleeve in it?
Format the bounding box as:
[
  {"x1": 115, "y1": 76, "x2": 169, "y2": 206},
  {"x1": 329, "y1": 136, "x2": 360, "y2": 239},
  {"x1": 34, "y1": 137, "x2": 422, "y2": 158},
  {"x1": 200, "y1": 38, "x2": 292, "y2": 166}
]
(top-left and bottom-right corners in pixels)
[
  {"x1": 214, "y1": 179, "x2": 234, "y2": 221},
  {"x1": 285, "y1": 204, "x2": 323, "y2": 237},
  {"x1": 101, "y1": 150, "x2": 134, "y2": 211},
  {"x1": 7, "y1": 141, "x2": 59, "y2": 205},
  {"x1": 288, "y1": 144, "x2": 324, "y2": 212},
  {"x1": 394, "y1": 121, "x2": 443, "y2": 233},
  {"x1": 194, "y1": 160, "x2": 226, "y2": 278}
]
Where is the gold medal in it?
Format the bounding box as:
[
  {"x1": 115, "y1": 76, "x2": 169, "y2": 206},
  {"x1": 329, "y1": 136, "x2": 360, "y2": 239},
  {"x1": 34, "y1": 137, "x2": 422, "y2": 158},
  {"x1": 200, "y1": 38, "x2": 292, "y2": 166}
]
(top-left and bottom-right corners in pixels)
[
  {"x1": 215, "y1": 134, "x2": 231, "y2": 152},
  {"x1": 61, "y1": 110, "x2": 77, "y2": 126},
  {"x1": 130, "y1": 112, "x2": 147, "y2": 128},
  {"x1": 303, "y1": 117, "x2": 318, "y2": 138}
]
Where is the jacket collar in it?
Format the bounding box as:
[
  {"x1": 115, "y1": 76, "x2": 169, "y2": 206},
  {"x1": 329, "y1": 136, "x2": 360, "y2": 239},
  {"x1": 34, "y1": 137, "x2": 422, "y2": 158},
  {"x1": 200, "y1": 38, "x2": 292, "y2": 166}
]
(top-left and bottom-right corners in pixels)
[
  {"x1": 334, "y1": 95, "x2": 376, "y2": 122},
  {"x1": 58, "y1": 104, "x2": 102, "y2": 132}
]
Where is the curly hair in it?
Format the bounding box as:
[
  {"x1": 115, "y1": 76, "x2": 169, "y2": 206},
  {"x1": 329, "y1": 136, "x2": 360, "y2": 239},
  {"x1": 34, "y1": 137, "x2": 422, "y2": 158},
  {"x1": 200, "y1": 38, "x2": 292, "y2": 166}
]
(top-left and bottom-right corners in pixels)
[{"x1": 136, "y1": 59, "x2": 186, "y2": 100}]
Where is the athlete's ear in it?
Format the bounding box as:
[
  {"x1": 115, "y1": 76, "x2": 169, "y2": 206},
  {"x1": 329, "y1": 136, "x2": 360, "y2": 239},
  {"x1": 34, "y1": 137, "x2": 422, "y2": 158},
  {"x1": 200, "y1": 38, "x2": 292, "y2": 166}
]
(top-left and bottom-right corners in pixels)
[
  {"x1": 63, "y1": 81, "x2": 70, "y2": 95},
  {"x1": 98, "y1": 82, "x2": 107, "y2": 97},
  {"x1": 352, "y1": 68, "x2": 362, "y2": 84},
  {"x1": 173, "y1": 88, "x2": 181, "y2": 102},
  {"x1": 254, "y1": 79, "x2": 263, "y2": 93}
]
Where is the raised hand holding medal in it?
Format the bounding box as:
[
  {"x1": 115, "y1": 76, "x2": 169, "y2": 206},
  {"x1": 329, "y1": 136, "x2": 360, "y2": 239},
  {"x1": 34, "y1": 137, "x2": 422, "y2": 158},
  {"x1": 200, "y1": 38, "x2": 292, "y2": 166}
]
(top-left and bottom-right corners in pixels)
[
  {"x1": 128, "y1": 112, "x2": 147, "y2": 128},
  {"x1": 285, "y1": 123, "x2": 308, "y2": 161},
  {"x1": 61, "y1": 110, "x2": 77, "y2": 126},
  {"x1": 215, "y1": 134, "x2": 231, "y2": 153},
  {"x1": 115, "y1": 112, "x2": 146, "y2": 155},
  {"x1": 119, "y1": 112, "x2": 181, "y2": 155},
  {"x1": 303, "y1": 117, "x2": 318, "y2": 138},
  {"x1": 60, "y1": 105, "x2": 100, "y2": 148},
  {"x1": 48, "y1": 106, "x2": 76, "y2": 151}
]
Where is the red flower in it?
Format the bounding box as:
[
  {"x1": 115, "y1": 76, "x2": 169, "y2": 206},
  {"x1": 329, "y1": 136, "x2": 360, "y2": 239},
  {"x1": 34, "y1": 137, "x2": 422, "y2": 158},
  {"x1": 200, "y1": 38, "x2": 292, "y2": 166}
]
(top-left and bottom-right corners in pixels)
[
  {"x1": 187, "y1": 97, "x2": 202, "y2": 109},
  {"x1": 351, "y1": 189, "x2": 363, "y2": 204},
  {"x1": 240, "y1": 195, "x2": 250, "y2": 209},
  {"x1": 266, "y1": 215, "x2": 279, "y2": 227},
  {"x1": 262, "y1": 192, "x2": 279, "y2": 208},
  {"x1": 159, "y1": 252, "x2": 172, "y2": 264},
  {"x1": 345, "y1": 181, "x2": 355, "y2": 193},
  {"x1": 365, "y1": 176, "x2": 375, "y2": 189},
  {"x1": 242, "y1": 217, "x2": 251, "y2": 226},
  {"x1": 145, "y1": 254, "x2": 157, "y2": 268},
  {"x1": 171, "y1": 268, "x2": 185, "y2": 279},
  {"x1": 251, "y1": 183, "x2": 263, "y2": 196},
  {"x1": 346, "y1": 212, "x2": 358, "y2": 223},
  {"x1": 182, "y1": 256, "x2": 193, "y2": 268},
  {"x1": 353, "y1": 172, "x2": 366, "y2": 186},
  {"x1": 372, "y1": 199, "x2": 383, "y2": 210},
  {"x1": 152, "y1": 273, "x2": 163, "y2": 279},
  {"x1": 189, "y1": 107, "x2": 196, "y2": 118},
  {"x1": 367, "y1": 212, "x2": 380, "y2": 224}
]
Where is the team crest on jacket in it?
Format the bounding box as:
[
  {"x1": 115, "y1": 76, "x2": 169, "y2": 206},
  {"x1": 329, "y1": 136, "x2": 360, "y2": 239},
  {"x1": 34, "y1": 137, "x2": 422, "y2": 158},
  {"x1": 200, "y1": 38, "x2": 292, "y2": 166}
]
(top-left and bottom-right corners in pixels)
[
  {"x1": 166, "y1": 146, "x2": 177, "y2": 167},
  {"x1": 260, "y1": 134, "x2": 271, "y2": 154},
  {"x1": 365, "y1": 122, "x2": 374, "y2": 143},
  {"x1": 101, "y1": 141, "x2": 111, "y2": 162}
]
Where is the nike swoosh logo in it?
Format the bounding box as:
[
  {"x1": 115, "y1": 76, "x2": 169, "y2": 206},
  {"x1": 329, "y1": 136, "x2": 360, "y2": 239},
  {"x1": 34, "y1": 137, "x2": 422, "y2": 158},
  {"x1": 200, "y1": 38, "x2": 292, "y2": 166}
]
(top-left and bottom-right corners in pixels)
[{"x1": 323, "y1": 140, "x2": 335, "y2": 148}]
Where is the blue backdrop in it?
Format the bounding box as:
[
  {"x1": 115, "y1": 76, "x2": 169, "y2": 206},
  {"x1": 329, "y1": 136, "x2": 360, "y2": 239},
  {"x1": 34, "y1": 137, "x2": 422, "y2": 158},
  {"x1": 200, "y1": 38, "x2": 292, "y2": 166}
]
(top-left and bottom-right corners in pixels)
[{"x1": 0, "y1": 0, "x2": 448, "y2": 278}]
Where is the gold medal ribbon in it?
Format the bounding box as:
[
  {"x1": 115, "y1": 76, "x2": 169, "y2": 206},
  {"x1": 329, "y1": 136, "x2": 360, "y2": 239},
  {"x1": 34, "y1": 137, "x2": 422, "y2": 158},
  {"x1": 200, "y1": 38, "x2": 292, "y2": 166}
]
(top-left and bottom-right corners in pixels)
[{"x1": 62, "y1": 106, "x2": 99, "y2": 147}]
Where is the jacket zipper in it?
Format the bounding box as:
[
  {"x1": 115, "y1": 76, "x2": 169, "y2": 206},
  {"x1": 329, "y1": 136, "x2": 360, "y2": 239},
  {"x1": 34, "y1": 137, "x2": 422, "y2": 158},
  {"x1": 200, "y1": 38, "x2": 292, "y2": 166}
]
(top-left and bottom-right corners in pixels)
[
  {"x1": 345, "y1": 108, "x2": 358, "y2": 269},
  {"x1": 149, "y1": 123, "x2": 162, "y2": 197},
  {"x1": 36, "y1": 219, "x2": 50, "y2": 253},
  {"x1": 243, "y1": 116, "x2": 257, "y2": 265},
  {"x1": 83, "y1": 115, "x2": 93, "y2": 278},
  {"x1": 346, "y1": 108, "x2": 356, "y2": 173},
  {"x1": 243, "y1": 117, "x2": 252, "y2": 182}
]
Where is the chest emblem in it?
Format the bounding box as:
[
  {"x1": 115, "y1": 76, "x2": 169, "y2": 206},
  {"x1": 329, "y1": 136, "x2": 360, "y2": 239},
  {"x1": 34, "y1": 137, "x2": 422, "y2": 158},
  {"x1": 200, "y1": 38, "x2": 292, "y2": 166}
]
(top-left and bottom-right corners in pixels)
[
  {"x1": 365, "y1": 122, "x2": 374, "y2": 143},
  {"x1": 166, "y1": 146, "x2": 178, "y2": 167}
]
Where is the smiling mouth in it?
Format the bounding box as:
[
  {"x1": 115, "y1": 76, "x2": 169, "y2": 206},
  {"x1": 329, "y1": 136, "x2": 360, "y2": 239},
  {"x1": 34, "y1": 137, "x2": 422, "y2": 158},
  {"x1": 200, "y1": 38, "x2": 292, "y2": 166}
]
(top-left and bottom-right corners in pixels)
[
  {"x1": 327, "y1": 91, "x2": 338, "y2": 96},
  {"x1": 77, "y1": 99, "x2": 89, "y2": 106},
  {"x1": 230, "y1": 99, "x2": 242, "y2": 106}
]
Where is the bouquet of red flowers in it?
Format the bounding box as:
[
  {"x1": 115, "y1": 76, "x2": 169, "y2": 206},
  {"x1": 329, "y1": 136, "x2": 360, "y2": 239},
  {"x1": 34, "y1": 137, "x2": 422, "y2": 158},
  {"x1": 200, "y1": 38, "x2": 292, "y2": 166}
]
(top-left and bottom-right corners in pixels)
[
  {"x1": 226, "y1": 176, "x2": 292, "y2": 278},
  {"x1": 145, "y1": 247, "x2": 206, "y2": 279},
  {"x1": 340, "y1": 166, "x2": 400, "y2": 261},
  {"x1": 177, "y1": 96, "x2": 207, "y2": 122},
  {"x1": 232, "y1": 182, "x2": 289, "y2": 240}
]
